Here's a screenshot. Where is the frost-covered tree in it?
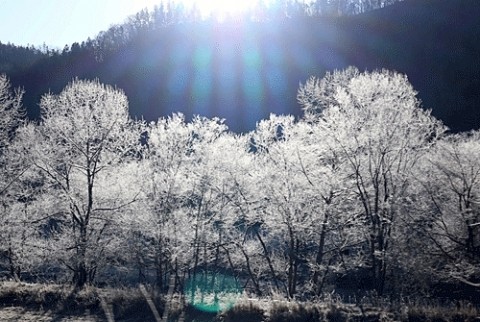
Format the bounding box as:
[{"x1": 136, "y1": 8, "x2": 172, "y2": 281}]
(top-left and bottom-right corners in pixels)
[
  {"x1": 139, "y1": 114, "x2": 236, "y2": 292},
  {"x1": 253, "y1": 115, "x2": 318, "y2": 297},
  {"x1": 298, "y1": 67, "x2": 444, "y2": 294},
  {"x1": 0, "y1": 74, "x2": 24, "y2": 204},
  {"x1": 0, "y1": 74, "x2": 35, "y2": 281},
  {"x1": 175, "y1": 116, "x2": 241, "y2": 298},
  {"x1": 138, "y1": 113, "x2": 200, "y2": 290},
  {"x1": 0, "y1": 74, "x2": 23, "y2": 155},
  {"x1": 0, "y1": 162, "x2": 51, "y2": 281},
  {"x1": 418, "y1": 132, "x2": 480, "y2": 289},
  {"x1": 281, "y1": 119, "x2": 360, "y2": 296},
  {"x1": 297, "y1": 66, "x2": 360, "y2": 118},
  {"x1": 251, "y1": 114, "x2": 359, "y2": 297},
  {"x1": 15, "y1": 79, "x2": 142, "y2": 288},
  {"x1": 191, "y1": 127, "x2": 260, "y2": 295}
]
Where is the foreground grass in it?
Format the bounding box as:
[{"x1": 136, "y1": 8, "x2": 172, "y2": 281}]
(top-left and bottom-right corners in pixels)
[
  {"x1": 219, "y1": 297, "x2": 480, "y2": 322},
  {"x1": 0, "y1": 282, "x2": 478, "y2": 321},
  {"x1": 0, "y1": 281, "x2": 162, "y2": 321}
]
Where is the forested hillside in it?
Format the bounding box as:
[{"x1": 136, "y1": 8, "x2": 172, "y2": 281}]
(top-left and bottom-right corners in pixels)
[{"x1": 1, "y1": 0, "x2": 479, "y2": 132}]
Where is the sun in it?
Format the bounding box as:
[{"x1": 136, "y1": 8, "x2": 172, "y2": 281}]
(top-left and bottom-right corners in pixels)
[{"x1": 174, "y1": 0, "x2": 271, "y2": 18}]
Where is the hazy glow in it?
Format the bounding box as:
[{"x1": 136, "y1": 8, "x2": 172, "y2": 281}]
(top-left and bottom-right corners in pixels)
[
  {"x1": 174, "y1": 0, "x2": 273, "y2": 18},
  {"x1": 197, "y1": 0, "x2": 256, "y2": 15}
]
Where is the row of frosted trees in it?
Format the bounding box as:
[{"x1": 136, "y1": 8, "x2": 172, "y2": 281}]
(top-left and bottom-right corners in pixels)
[{"x1": 0, "y1": 68, "x2": 479, "y2": 299}]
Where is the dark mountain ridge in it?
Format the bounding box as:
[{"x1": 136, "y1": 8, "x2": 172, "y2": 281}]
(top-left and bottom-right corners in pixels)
[
  {"x1": 2, "y1": 0, "x2": 480, "y2": 132},
  {"x1": 347, "y1": 0, "x2": 480, "y2": 131}
]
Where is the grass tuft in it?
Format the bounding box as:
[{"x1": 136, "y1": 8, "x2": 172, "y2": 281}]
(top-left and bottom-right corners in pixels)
[
  {"x1": 220, "y1": 301, "x2": 265, "y2": 322},
  {"x1": 325, "y1": 304, "x2": 349, "y2": 322}
]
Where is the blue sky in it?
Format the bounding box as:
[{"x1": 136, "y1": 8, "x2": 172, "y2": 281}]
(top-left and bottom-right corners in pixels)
[{"x1": 0, "y1": 0, "x2": 159, "y2": 49}]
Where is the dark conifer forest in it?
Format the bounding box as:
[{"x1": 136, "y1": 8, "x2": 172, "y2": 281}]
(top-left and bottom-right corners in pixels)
[{"x1": 1, "y1": 0, "x2": 480, "y2": 321}]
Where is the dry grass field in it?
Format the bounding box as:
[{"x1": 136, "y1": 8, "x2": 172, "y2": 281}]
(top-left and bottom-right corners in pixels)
[
  {"x1": 0, "y1": 282, "x2": 479, "y2": 321},
  {"x1": 0, "y1": 306, "x2": 98, "y2": 321}
]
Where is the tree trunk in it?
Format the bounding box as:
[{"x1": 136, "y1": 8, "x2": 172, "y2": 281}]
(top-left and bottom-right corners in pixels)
[
  {"x1": 312, "y1": 212, "x2": 329, "y2": 295},
  {"x1": 238, "y1": 244, "x2": 261, "y2": 296},
  {"x1": 287, "y1": 225, "x2": 297, "y2": 299},
  {"x1": 255, "y1": 230, "x2": 280, "y2": 291},
  {"x1": 7, "y1": 248, "x2": 20, "y2": 282},
  {"x1": 155, "y1": 239, "x2": 164, "y2": 292},
  {"x1": 74, "y1": 224, "x2": 89, "y2": 289}
]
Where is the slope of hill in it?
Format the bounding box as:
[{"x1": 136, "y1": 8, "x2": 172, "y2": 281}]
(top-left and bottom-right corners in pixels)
[
  {"x1": 3, "y1": 0, "x2": 479, "y2": 132},
  {"x1": 346, "y1": 0, "x2": 480, "y2": 132},
  {"x1": 0, "y1": 42, "x2": 48, "y2": 74}
]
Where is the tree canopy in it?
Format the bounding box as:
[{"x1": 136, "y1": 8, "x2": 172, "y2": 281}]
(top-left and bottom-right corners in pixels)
[{"x1": 1, "y1": 68, "x2": 479, "y2": 302}]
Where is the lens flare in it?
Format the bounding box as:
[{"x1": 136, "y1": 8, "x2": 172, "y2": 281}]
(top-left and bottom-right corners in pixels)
[{"x1": 184, "y1": 271, "x2": 242, "y2": 313}]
